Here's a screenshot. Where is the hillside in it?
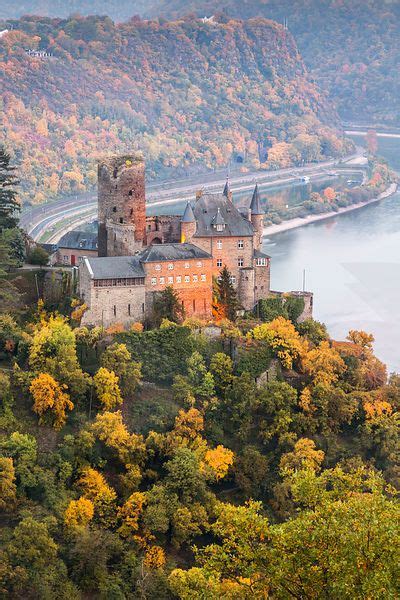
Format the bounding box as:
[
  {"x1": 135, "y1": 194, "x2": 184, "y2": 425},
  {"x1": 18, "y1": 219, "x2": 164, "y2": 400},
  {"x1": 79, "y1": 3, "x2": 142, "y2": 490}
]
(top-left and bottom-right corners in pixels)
[
  {"x1": 0, "y1": 15, "x2": 347, "y2": 205},
  {"x1": 0, "y1": 1, "x2": 150, "y2": 20},
  {"x1": 149, "y1": 0, "x2": 400, "y2": 126}
]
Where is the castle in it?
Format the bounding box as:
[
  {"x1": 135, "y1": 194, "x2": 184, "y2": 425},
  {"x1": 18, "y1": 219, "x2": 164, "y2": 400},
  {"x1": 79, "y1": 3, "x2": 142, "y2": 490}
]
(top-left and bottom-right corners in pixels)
[{"x1": 79, "y1": 154, "x2": 311, "y2": 326}]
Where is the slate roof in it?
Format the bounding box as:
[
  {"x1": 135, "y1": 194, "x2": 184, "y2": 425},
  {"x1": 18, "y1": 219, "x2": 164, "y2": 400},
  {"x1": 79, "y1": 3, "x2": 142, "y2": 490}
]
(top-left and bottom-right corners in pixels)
[
  {"x1": 58, "y1": 230, "x2": 98, "y2": 251},
  {"x1": 193, "y1": 193, "x2": 254, "y2": 237},
  {"x1": 211, "y1": 207, "x2": 225, "y2": 226},
  {"x1": 85, "y1": 256, "x2": 145, "y2": 279},
  {"x1": 254, "y1": 249, "x2": 271, "y2": 259},
  {"x1": 222, "y1": 178, "x2": 230, "y2": 198},
  {"x1": 181, "y1": 201, "x2": 196, "y2": 223},
  {"x1": 139, "y1": 243, "x2": 212, "y2": 263},
  {"x1": 250, "y1": 184, "x2": 263, "y2": 215}
]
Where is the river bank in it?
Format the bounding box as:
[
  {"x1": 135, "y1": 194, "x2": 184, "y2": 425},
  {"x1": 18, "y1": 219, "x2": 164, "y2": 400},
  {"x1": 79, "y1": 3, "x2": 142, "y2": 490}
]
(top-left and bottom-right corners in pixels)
[{"x1": 263, "y1": 183, "x2": 398, "y2": 237}]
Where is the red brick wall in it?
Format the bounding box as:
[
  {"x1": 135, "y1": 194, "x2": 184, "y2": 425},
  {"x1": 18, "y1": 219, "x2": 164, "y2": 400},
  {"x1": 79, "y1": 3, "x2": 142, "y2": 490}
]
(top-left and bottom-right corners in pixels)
[
  {"x1": 144, "y1": 257, "x2": 213, "y2": 319},
  {"x1": 193, "y1": 235, "x2": 254, "y2": 283}
]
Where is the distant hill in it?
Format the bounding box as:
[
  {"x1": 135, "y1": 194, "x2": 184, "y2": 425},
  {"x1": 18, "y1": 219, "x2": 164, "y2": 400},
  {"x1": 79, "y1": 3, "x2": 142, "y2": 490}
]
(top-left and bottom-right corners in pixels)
[
  {"x1": 148, "y1": 0, "x2": 400, "y2": 126},
  {"x1": 0, "y1": 1, "x2": 150, "y2": 20},
  {"x1": 0, "y1": 15, "x2": 348, "y2": 204}
]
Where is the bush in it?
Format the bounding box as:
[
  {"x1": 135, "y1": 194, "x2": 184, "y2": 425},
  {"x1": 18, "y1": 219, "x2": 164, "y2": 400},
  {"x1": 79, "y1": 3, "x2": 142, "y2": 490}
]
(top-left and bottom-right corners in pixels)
[{"x1": 27, "y1": 246, "x2": 49, "y2": 266}]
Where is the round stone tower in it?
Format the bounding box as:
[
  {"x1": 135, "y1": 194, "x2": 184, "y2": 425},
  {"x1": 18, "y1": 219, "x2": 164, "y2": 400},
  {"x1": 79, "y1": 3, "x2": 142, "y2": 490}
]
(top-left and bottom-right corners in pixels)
[
  {"x1": 238, "y1": 267, "x2": 255, "y2": 311},
  {"x1": 98, "y1": 154, "x2": 146, "y2": 257}
]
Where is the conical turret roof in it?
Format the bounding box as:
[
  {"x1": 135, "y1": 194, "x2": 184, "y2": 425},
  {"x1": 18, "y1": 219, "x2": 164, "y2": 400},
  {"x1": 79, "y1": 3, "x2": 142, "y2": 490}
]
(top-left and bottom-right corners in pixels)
[
  {"x1": 181, "y1": 201, "x2": 196, "y2": 223},
  {"x1": 250, "y1": 183, "x2": 263, "y2": 215},
  {"x1": 223, "y1": 177, "x2": 230, "y2": 198},
  {"x1": 212, "y1": 207, "x2": 225, "y2": 226}
]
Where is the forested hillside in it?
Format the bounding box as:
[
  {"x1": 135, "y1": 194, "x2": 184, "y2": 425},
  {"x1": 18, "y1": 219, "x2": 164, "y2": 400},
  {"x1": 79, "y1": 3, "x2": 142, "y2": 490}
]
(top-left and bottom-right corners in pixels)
[
  {"x1": 0, "y1": 1, "x2": 150, "y2": 20},
  {"x1": 150, "y1": 0, "x2": 400, "y2": 126},
  {"x1": 0, "y1": 15, "x2": 348, "y2": 204}
]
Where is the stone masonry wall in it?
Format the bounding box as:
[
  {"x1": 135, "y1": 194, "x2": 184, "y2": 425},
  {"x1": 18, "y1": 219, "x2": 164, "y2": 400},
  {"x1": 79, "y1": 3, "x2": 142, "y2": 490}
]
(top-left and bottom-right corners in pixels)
[
  {"x1": 193, "y1": 235, "x2": 254, "y2": 284},
  {"x1": 98, "y1": 154, "x2": 146, "y2": 256}
]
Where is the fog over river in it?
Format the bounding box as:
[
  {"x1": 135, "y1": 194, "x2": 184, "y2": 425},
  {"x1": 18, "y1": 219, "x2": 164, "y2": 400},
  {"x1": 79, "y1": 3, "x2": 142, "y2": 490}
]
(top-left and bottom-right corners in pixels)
[{"x1": 263, "y1": 135, "x2": 400, "y2": 372}]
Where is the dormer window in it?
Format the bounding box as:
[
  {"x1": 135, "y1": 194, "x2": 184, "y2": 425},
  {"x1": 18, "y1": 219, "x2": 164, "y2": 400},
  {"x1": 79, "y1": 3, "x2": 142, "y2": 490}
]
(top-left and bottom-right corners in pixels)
[{"x1": 216, "y1": 224, "x2": 224, "y2": 232}]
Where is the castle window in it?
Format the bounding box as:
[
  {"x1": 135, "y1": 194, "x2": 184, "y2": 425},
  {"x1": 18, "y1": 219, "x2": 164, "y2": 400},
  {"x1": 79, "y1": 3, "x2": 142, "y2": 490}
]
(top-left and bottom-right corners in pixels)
[
  {"x1": 201, "y1": 274, "x2": 206, "y2": 282},
  {"x1": 155, "y1": 264, "x2": 161, "y2": 271},
  {"x1": 130, "y1": 209, "x2": 133, "y2": 216},
  {"x1": 238, "y1": 240, "x2": 244, "y2": 248},
  {"x1": 184, "y1": 262, "x2": 190, "y2": 269},
  {"x1": 112, "y1": 206, "x2": 117, "y2": 213},
  {"x1": 151, "y1": 277, "x2": 157, "y2": 285},
  {"x1": 185, "y1": 275, "x2": 190, "y2": 283},
  {"x1": 230, "y1": 276, "x2": 236, "y2": 285},
  {"x1": 193, "y1": 275, "x2": 198, "y2": 282},
  {"x1": 142, "y1": 303, "x2": 145, "y2": 313},
  {"x1": 168, "y1": 276, "x2": 174, "y2": 284},
  {"x1": 217, "y1": 259, "x2": 222, "y2": 267},
  {"x1": 256, "y1": 258, "x2": 267, "y2": 266},
  {"x1": 168, "y1": 263, "x2": 174, "y2": 270},
  {"x1": 120, "y1": 218, "x2": 124, "y2": 224},
  {"x1": 216, "y1": 224, "x2": 224, "y2": 232},
  {"x1": 217, "y1": 240, "x2": 222, "y2": 249},
  {"x1": 159, "y1": 277, "x2": 165, "y2": 285},
  {"x1": 113, "y1": 305, "x2": 117, "y2": 317},
  {"x1": 238, "y1": 258, "x2": 244, "y2": 267},
  {"x1": 128, "y1": 304, "x2": 131, "y2": 316},
  {"x1": 196, "y1": 261, "x2": 202, "y2": 267},
  {"x1": 176, "y1": 275, "x2": 182, "y2": 283},
  {"x1": 193, "y1": 299, "x2": 196, "y2": 311},
  {"x1": 113, "y1": 167, "x2": 118, "y2": 178},
  {"x1": 129, "y1": 190, "x2": 133, "y2": 196}
]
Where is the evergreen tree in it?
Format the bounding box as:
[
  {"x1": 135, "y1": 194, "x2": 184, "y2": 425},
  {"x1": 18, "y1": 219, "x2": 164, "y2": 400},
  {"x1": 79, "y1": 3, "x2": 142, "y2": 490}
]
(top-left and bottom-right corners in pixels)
[
  {"x1": 153, "y1": 285, "x2": 184, "y2": 325},
  {"x1": 0, "y1": 147, "x2": 20, "y2": 230},
  {"x1": 216, "y1": 266, "x2": 238, "y2": 321}
]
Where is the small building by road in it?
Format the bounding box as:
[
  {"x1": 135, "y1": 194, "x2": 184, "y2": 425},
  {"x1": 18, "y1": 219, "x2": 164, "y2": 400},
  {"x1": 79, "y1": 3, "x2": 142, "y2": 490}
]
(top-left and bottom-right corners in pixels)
[{"x1": 55, "y1": 230, "x2": 98, "y2": 266}]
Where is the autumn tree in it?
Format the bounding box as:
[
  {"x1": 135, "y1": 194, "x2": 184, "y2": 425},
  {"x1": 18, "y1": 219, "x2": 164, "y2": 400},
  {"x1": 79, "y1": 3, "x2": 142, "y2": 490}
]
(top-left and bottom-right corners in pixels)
[
  {"x1": 250, "y1": 316, "x2": 308, "y2": 369},
  {"x1": 302, "y1": 340, "x2": 346, "y2": 387},
  {"x1": 0, "y1": 457, "x2": 16, "y2": 511},
  {"x1": 64, "y1": 497, "x2": 94, "y2": 529},
  {"x1": 30, "y1": 373, "x2": 74, "y2": 429},
  {"x1": 100, "y1": 342, "x2": 142, "y2": 398},
  {"x1": 91, "y1": 410, "x2": 146, "y2": 466},
  {"x1": 366, "y1": 129, "x2": 378, "y2": 155},
  {"x1": 201, "y1": 445, "x2": 234, "y2": 481},
  {"x1": 93, "y1": 367, "x2": 122, "y2": 410},
  {"x1": 0, "y1": 146, "x2": 20, "y2": 229}
]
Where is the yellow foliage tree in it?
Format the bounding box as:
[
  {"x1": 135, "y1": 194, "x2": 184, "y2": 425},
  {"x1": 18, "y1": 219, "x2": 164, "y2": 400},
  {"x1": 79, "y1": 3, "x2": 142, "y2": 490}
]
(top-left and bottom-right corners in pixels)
[
  {"x1": 118, "y1": 492, "x2": 146, "y2": 538},
  {"x1": 302, "y1": 341, "x2": 346, "y2": 387},
  {"x1": 93, "y1": 367, "x2": 122, "y2": 410},
  {"x1": 78, "y1": 467, "x2": 116, "y2": 505},
  {"x1": 250, "y1": 317, "x2": 308, "y2": 369},
  {"x1": 30, "y1": 373, "x2": 74, "y2": 429},
  {"x1": 64, "y1": 497, "x2": 94, "y2": 529},
  {"x1": 91, "y1": 411, "x2": 146, "y2": 465},
  {"x1": 279, "y1": 438, "x2": 325, "y2": 475},
  {"x1": 0, "y1": 457, "x2": 16, "y2": 511},
  {"x1": 202, "y1": 445, "x2": 234, "y2": 481},
  {"x1": 143, "y1": 545, "x2": 166, "y2": 570}
]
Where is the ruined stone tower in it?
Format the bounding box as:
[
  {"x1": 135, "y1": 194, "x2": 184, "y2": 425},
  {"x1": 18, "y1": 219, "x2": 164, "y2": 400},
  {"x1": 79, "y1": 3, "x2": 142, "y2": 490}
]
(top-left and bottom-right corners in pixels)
[
  {"x1": 98, "y1": 154, "x2": 146, "y2": 257},
  {"x1": 250, "y1": 184, "x2": 264, "y2": 251}
]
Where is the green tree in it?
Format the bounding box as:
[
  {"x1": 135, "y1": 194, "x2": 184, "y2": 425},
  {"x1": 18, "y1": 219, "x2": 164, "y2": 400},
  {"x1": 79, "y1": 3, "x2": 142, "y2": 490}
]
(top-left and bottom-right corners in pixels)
[
  {"x1": 209, "y1": 352, "x2": 233, "y2": 396},
  {"x1": 27, "y1": 245, "x2": 49, "y2": 266},
  {"x1": 215, "y1": 267, "x2": 238, "y2": 321},
  {"x1": 0, "y1": 147, "x2": 20, "y2": 230},
  {"x1": 0, "y1": 457, "x2": 16, "y2": 511},
  {"x1": 2, "y1": 431, "x2": 38, "y2": 491},
  {"x1": 153, "y1": 285, "x2": 184, "y2": 324}
]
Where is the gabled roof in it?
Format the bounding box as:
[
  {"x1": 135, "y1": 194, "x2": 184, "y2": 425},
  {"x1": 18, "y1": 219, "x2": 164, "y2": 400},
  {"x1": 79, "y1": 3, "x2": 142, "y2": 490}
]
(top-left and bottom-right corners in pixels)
[
  {"x1": 181, "y1": 201, "x2": 196, "y2": 223},
  {"x1": 254, "y1": 249, "x2": 270, "y2": 259},
  {"x1": 58, "y1": 230, "x2": 98, "y2": 251},
  {"x1": 250, "y1": 184, "x2": 263, "y2": 215},
  {"x1": 193, "y1": 193, "x2": 254, "y2": 238},
  {"x1": 85, "y1": 256, "x2": 145, "y2": 279},
  {"x1": 139, "y1": 243, "x2": 211, "y2": 263}
]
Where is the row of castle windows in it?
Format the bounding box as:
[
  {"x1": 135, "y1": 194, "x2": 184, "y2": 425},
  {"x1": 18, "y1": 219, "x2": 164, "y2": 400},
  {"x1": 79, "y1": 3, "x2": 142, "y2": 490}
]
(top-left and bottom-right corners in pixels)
[
  {"x1": 154, "y1": 261, "x2": 203, "y2": 271},
  {"x1": 94, "y1": 277, "x2": 145, "y2": 287},
  {"x1": 216, "y1": 258, "x2": 267, "y2": 268},
  {"x1": 112, "y1": 303, "x2": 145, "y2": 317},
  {"x1": 216, "y1": 240, "x2": 244, "y2": 249},
  {"x1": 151, "y1": 274, "x2": 207, "y2": 286}
]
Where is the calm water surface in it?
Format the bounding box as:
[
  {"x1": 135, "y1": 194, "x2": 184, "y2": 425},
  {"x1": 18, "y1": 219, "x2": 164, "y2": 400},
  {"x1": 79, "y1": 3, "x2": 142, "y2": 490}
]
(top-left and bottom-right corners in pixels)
[{"x1": 263, "y1": 135, "x2": 400, "y2": 372}]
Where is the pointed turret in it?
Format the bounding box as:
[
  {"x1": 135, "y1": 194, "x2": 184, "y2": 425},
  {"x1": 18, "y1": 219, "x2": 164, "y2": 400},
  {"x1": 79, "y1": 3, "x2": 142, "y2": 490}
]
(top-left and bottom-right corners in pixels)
[
  {"x1": 223, "y1": 177, "x2": 233, "y2": 202},
  {"x1": 250, "y1": 183, "x2": 263, "y2": 215},
  {"x1": 250, "y1": 184, "x2": 264, "y2": 250},
  {"x1": 180, "y1": 201, "x2": 196, "y2": 243},
  {"x1": 181, "y1": 201, "x2": 195, "y2": 223}
]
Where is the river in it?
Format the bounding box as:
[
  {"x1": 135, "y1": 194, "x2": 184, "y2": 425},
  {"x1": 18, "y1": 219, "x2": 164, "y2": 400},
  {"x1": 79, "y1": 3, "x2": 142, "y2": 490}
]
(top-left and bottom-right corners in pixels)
[{"x1": 263, "y1": 135, "x2": 400, "y2": 372}]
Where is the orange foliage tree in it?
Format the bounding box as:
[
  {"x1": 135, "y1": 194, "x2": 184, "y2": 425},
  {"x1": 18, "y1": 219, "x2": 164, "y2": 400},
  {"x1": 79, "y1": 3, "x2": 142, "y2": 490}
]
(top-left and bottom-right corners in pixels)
[{"x1": 30, "y1": 373, "x2": 74, "y2": 429}]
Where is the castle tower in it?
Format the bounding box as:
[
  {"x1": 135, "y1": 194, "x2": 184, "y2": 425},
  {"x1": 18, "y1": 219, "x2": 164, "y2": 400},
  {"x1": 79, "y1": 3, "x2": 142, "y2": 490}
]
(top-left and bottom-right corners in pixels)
[
  {"x1": 250, "y1": 184, "x2": 264, "y2": 250},
  {"x1": 222, "y1": 177, "x2": 233, "y2": 202},
  {"x1": 98, "y1": 154, "x2": 146, "y2": 257},
  {"x1": 180, "y1": 201, "x2": 196, "y2": 243}
]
